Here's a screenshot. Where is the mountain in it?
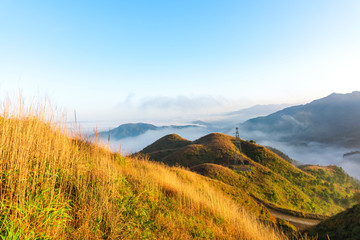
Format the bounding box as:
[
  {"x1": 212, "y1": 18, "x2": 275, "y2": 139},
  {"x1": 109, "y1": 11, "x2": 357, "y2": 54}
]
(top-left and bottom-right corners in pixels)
[
  {"x1": 99, "y1": 123, "x2": 157, "y2": 139},
  {"x1": 97, "y1": 104, "x2": 291, "y2": 141},
  {"x1": 304, "y1": 204, "x2": 360, "y2": 240},
  {"x1": 97, "y1": 122, "x2": 199, "y2": 139},
  {"x1": 224, "y1": 104, "x2": 293, "y2": 123},
  {"x1": 190, "y1": 104, "x2": 292, "y2": 131},
  {"x1": 241, "y1": 91, "x2": 360, "y2": 147},
  {"x1": 140, "y1": 133, "x2": 360, "y2": 221},
  {"x1": 141, "y1": 133, "x2": 241, "y2": 167},
  {"x1": 141, "y1": 134, "x2": 191, "y2": 154}
]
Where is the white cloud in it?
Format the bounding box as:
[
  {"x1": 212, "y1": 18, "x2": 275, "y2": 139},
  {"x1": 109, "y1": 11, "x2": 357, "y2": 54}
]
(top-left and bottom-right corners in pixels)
[{"x1": 114, "y1": 94, "x2": 250, "y2": 124}]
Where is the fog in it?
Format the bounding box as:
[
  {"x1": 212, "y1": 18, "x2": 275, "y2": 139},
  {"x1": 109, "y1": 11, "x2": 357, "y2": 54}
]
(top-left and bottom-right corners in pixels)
[
  {"x1": 239, "y1": 130, "x2": 360, "y2": 180},
  {"x1": 102, "y1": 126, "x2": 212, "y2": 155},
  {"x1": 214, "y1": 124, "x2": 360, "y2": 179},
  {"x1": 84, "y1": 111, "x2": 360, "y2": 180},
  {"x1": 113, "y1": 94, "x2": 254, "y2": 123},
  {"x1": 95, "y1": 123, "x2": 360, "y2": 180}
]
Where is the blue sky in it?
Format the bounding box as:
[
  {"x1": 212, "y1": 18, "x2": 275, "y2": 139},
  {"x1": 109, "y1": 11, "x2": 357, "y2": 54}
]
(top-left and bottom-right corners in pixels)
[{"x1": 1, "y1": 0, "x2": 360, "y2": 123}]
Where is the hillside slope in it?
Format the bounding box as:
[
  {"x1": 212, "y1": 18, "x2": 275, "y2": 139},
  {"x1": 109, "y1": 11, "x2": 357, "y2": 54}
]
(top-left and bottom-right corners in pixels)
[
  {"x1": 0, "y1": 103, "x2": 289, "y2": 239},
  {"x1": 241, "y1": 91, "x2": 360, "y2": 147},
  {"x1": 304, "y1": 204, "x2": 360, "y2": 240},
  {"x1": 141, "y1": 133, "x2": 360, "y2": 217}
]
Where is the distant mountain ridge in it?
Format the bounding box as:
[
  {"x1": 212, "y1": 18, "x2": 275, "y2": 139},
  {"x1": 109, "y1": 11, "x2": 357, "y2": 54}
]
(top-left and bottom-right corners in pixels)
[
  {"x1": 241, "y1": 91, "x2": 360, "y2": 147},
  {"x1": 226, "y1": 104, "x2": 292, "y2": 119},
  {"x1": 97, "y1": 122, "x2": 199, "y2": 139},
  {"x1": 96, "y1": 104, "x2": 293, "y2": 141}
]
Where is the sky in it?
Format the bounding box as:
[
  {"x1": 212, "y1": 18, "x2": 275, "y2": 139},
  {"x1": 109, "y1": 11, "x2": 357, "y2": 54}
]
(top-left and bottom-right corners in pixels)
[{"x1": 1, "y1": 0, "x2": 360, "y2": 124}]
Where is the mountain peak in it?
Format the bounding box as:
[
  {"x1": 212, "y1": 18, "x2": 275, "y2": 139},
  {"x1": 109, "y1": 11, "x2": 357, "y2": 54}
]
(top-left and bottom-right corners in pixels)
[
  {"x1": 141, "y1": 134, "x2": 191, "y2": 153},
  {"x1": 242, "y1": 91, "x2": 360, "y2": 147},
  {"x1": 160, "y1": 133, "x2": 189, "y2": 142},
  {"x1": 311, "y1": 91, "x2": 360, "y2": 105}
]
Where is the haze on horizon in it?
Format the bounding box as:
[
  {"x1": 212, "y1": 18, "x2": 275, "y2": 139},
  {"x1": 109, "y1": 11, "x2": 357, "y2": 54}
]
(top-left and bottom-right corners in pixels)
[{"x1": 1, "y1": 0, "x2": 360, "y2": 124}]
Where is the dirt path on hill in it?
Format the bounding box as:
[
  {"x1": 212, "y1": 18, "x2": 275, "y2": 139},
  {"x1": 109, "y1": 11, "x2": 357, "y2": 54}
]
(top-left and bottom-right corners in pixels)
[{"x1": 268, "y1": 208, "x2": 321, "y2": 230}]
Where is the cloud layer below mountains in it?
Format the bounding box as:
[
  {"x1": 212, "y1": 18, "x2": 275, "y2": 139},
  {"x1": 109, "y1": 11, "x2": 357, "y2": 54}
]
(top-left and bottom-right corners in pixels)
[
  {"x1": 114, "y1": 94, "x2": 255, "y2": 123},
  {"x1": 107, "y1": 126, "x2": 211, "y2": 154},
  {"x1": 249, "y1": 137, "x2": 360, "y2": 179},
  {"x1": 99, "y1": 124, "x2": 360, "y2": 179}
]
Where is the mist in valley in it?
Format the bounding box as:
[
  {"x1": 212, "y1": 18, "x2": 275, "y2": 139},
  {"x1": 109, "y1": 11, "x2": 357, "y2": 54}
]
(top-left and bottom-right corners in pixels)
[
  {"x1": 96, "y1": 121, "x2": 360, "y2": 180},
  {"x1": 104, "y1": 126, "x2": 212, "y2": 154},
  {"x1": 93, "y1": 93, "x2": 360, "y2": 181},
  {"x1": 239, "y1": 129, "x2": 360, "y2": 180}
]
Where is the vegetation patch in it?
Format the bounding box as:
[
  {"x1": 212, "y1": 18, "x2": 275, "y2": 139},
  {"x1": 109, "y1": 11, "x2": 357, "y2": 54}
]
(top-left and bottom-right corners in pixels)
[{"x1": 304, "y1": 204, "x2": 360, "y2": 240}]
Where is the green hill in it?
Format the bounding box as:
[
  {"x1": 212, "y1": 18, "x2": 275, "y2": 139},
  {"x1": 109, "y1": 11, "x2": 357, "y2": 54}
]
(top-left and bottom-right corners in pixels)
[
  {"x1": 142, "y1": 133, "x2": 191, "y2": 153},
  {"x1": 141, "y1": 133, "x2": 360, "y2": 217},
  {"x1": 304, "y1": 204, "x2": 360, "y2": 240},
  {"x1": 142, "y1": 133, "x2": 243, "y2": 167}
]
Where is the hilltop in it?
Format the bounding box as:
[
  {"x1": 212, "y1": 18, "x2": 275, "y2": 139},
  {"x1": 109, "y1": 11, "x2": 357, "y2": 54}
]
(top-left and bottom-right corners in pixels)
[
  {"x1": 140, "y1": 133, "x2": 360, "y2": 221},
  {"x1": 142, "y1": 133, "x2": 243, "y2": 167},
  {"x1": 142, "y1": 133, "x2": 191, "y2": 152}
]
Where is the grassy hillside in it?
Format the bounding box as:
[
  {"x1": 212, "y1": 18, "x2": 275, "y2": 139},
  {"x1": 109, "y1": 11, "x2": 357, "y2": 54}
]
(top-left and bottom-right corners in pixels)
[
  {"x1": 299, "y1": 165, "x2": 360, "y2": 207},
  {"x1": 304, "y1": 204, "x2": 360, "y2": 240},
  {"x1": 0, "y1": 102, "x2": 293, "y2": 239},
  {"x1": 265, "y1": 146, "x2": 301, "y2": 165},
  {"x1": 141, "y1": 133, "x2": 360, "y2": 217},
  {"x1": 142, "y1": 133, "x2": 191, "y2": 153},
  {"x1": 142, "y1": 133, "x2": 242, "y2": 167}
]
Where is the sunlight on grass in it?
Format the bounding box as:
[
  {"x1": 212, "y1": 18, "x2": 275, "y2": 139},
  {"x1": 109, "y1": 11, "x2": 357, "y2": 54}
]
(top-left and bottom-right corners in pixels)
[{"x1": 0, "y1": 97, "x2": 311, "y2": 239}]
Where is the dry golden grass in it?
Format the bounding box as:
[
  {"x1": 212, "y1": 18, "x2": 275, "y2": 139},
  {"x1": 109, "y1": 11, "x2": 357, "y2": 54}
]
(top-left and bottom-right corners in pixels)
[
  {"x1": 0, "y1": 98, "x2": 311, "y2": 239},
  {"x1": 123, "y1": 158, "x2": 287, "y2": 240}
]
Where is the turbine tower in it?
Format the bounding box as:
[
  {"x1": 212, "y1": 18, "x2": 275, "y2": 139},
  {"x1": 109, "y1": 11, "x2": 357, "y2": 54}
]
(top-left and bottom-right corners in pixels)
[{"x1": 234, "y1": 127, "x2": 243, "y2": 165}]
